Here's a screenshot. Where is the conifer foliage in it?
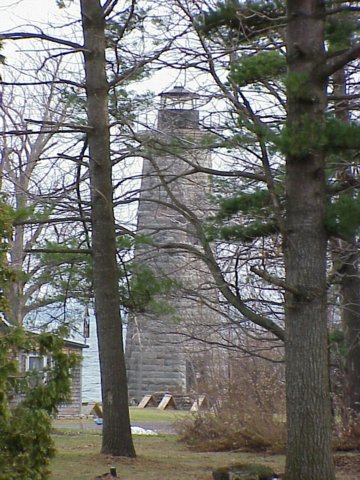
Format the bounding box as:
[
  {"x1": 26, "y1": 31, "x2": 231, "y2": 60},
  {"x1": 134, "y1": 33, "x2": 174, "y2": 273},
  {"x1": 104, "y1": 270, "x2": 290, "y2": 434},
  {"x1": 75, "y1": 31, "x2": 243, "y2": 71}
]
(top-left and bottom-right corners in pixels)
[
  {"x1": 195, "y1": 1, "x2": 360, "y2": 479},
  {"x1": 0, "y1": 328, "x2": 78, "y2": 480},
  {"x1": 0, "y1": 186, "x2": 77, "y2": 480}
]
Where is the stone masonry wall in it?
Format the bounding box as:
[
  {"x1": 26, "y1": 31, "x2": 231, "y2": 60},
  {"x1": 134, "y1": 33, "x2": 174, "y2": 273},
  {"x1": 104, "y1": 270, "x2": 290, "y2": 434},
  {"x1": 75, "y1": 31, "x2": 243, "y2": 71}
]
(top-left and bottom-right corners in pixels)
[{"x1": 125, "y1": 108, "x2": 218, "y2": 401}]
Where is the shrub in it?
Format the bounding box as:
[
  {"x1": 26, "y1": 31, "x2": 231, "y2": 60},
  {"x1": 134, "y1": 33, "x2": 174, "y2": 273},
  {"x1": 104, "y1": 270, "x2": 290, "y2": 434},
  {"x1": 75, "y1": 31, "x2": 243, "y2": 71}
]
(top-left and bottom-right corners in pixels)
[
  {"x1": 0, "y1": 327, "x2": 78, "y2": 480},
  {"x1": 333, "y1": 404, "x2": 360, "y2": 451},
  {"x1": 177, "y1": 353, "x2": 286, "y2": 453},
  {"x1": 213, "y1": 462, "x2": 276, "y2": 480}
]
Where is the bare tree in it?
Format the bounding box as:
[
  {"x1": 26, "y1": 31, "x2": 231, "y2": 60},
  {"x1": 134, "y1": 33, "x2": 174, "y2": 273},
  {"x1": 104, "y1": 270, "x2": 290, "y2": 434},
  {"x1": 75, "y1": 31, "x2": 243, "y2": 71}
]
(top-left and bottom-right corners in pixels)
[
  {"x1": 0, "y1": 0, "x2": 175, "y2": 457},
  {"x1": 0, "y1": 59, "x2": 91, "y2": 327}
]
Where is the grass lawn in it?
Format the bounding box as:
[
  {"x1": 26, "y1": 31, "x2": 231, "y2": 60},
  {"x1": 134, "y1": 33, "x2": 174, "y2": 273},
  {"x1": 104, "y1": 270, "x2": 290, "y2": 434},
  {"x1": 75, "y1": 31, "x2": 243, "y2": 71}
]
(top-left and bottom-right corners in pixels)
[
  {"x1": 53, "y1": 407, "x2": 188, "y2": 431},
  {"x1": 129, "y1": 406, "x2": 188, "y2": 423},
  {"x1": 50, "y1": 431, "x2": 285, "y2": 480},
  {"x1": 51, "y1": 409, "x2": 358, "y2": 479}
]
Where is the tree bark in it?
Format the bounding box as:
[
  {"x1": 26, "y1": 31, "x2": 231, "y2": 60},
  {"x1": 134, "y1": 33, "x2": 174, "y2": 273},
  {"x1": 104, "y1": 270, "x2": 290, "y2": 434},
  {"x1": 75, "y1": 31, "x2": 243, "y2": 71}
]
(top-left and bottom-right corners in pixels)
[
  {"x1": 80, "y1": 0, "x2": 135, "y2": 457},
  {"x1": 332, "y1": 67, "x2": 360, "y2": 414},
  {"x1": 341, "y1": 254, "x2": 360, "y2": 412},
  {"x1": 284, "y1": 1, "x2": 335, "y2": 479}
]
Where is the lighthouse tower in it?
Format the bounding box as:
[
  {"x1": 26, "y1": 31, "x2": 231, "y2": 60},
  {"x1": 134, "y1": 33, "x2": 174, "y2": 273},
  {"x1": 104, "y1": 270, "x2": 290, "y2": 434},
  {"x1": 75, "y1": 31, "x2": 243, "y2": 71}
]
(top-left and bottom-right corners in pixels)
[{"x1": 125, "y1": 86, "x2": 215, "y2": 402}]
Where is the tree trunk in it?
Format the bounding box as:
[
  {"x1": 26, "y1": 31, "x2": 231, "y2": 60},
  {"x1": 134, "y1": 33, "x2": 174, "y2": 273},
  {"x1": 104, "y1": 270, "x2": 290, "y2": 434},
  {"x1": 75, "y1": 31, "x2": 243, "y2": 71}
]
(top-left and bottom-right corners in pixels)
[
  {"x1": 341, "y1": 255, "x2": 360, "y2": 412},
  {"x1": 284, "y1": 1, "x2": 335, "y2": 479},
  {"x1": 80, "y1": 0, "x2": 135, "y2": 457},
  {"x1": 332, "y1": 68, "x2": 360, "y2": 414},
  {"x1": 8, "y1": 221, "x2": 26, "y2": 325}
]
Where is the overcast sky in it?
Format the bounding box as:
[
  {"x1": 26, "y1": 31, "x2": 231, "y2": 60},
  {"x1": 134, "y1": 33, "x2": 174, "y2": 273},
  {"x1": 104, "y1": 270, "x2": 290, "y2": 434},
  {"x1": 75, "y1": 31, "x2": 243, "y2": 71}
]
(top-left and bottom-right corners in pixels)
[
  {"x1": 0, "y1": 0, "x2": 178, "y2": 93},
  {"x1": 0, "y1": 0, "x2": 78, "y2": 65},
  {"x1": 0, "y1": 0, "x2": 70, "y2": 32}
]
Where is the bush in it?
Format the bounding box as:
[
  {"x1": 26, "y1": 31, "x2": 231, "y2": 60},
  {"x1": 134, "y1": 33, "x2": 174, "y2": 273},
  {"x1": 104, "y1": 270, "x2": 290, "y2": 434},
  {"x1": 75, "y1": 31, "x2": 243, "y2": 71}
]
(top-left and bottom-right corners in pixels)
[
  {"x1": 213, "y1": 463, "x2": 276, "y2": 480},
  {"x1": 329, "y1": 332, "x2": 360, "y2": 451},
  {"x1": 0, "y1": 327, "x2": 78, "y2": 480},
  {"x1": 333, "y1": 404, "x2": 360, "y2": 451},
  {"x1": 177, "y1": 354, "x2": 286, "y2": 453}
]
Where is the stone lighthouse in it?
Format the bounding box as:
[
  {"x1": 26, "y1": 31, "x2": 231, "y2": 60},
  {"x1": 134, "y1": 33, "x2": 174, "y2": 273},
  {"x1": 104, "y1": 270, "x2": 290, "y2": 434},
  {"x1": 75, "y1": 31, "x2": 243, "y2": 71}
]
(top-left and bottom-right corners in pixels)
[{"x1": 125, "y1": 86, "x2": 216, "y2": 402}]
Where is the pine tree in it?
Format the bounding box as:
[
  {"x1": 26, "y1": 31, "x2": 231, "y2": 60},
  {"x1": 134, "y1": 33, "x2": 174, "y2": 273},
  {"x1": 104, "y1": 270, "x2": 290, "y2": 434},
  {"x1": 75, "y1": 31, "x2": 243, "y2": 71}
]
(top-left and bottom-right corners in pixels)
[{"x1": 193, "y1": 1, "x2": 360, "y2": 478}]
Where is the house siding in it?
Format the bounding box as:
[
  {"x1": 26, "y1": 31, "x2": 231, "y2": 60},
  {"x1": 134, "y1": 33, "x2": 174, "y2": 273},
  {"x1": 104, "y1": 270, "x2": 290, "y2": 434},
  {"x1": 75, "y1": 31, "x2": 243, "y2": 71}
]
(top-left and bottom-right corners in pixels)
[{"x1": 58, "y1": 344, "x2": 86, "y2": 416}]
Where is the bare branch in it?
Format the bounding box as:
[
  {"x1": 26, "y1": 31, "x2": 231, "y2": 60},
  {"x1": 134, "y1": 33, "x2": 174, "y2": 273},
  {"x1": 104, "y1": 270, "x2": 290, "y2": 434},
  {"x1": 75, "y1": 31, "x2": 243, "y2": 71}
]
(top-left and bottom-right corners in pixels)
[
  {"x1": 325, "y1": 43, "x2": 360, "y2": 77},
  {"x1": 13, "y1": 216, "x2": 92, "y2": 226},
  {"x1": 326, "y1": 5, "x2": 360, "y2": 15},
  {"x1": 250, "y1": 266, "x2": 291, "y2": 293},
  {"x1": 1, "y1": 128, "x2": 89, "y2": 136},
  {"x1": 0, "y1": 79, "x2": 84, "y2": 88},
  {"x1": 103, "y1": 0, "x2": 119, "y2": 17},
  {"x1": 24, "y1": 248, "x2": 92, "y2": 255},
  {"x1": 0, "y1": 32, "x2": 86, "y2": 51},
  {"x1": 109, "y1": 51, "x2": 166, "y2": 88},
  {"x1": 25, "y1": 118, "x2": 92, "y2": 131}
]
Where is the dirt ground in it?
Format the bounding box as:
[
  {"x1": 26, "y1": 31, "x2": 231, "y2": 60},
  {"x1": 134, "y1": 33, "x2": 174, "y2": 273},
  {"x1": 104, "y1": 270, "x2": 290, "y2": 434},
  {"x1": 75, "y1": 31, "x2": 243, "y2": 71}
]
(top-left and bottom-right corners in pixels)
[{"x1": 335, "y1": 453, "x2": 360, "y2": 478}]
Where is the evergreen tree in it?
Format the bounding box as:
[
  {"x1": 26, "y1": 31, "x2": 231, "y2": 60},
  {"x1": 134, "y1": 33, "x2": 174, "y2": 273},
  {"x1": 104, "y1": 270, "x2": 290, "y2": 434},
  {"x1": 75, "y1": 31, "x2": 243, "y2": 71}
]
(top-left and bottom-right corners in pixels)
[
  {"x1": 0, "y1": 192, "x2": 77, "y2": 480},
  {"x1": 0, "y1": 326, "x2": 78, "y2": 480},
  {"x1": 184, "y1": 1, "x2": 360, "y2": 478},
  {"x1": 1, "y1": 0, "x2": 174, "y2": 457},
  {"x1": 327, "y1": 8, "x2": 360, "y2": 416}
]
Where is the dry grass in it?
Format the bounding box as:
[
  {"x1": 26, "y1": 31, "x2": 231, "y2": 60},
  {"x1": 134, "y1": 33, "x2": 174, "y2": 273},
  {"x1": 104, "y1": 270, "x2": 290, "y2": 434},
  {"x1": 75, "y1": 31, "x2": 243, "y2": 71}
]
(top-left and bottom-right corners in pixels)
[
  {"x1": 176, "y1": 355, "x2": 287, "y2": 454},
  {"x1": 53, "y1": 407, "x2": 187, "y2": 431},
  {"x1": 175, "y1": 411, "x2": 286, "y2": 454},
  {"x1": 49, "y1": 398, "x2": 359, "y2": 480},
  {"x1": 129, "y1": 407, "x2": 188, "y2": 423},
  {"x1": 49, "y1": 429, "x2": 359, "y2": 480},
  {"x1": 50, "y1": 431, "x2": 284, "y2": 480}
]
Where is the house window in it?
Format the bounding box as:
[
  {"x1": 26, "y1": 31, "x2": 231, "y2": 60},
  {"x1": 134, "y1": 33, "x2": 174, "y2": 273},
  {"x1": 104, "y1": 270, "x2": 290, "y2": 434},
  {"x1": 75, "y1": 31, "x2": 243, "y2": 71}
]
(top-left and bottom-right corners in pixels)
[
  {"x1": 24, "y1": 353, "x2": 48, "y2": 372},
  {"x1": 28, "y1": 355, "x2": 44, "y2": 371},
  {"x1": 21, "y1": 353, "x2": 50, "y2": 386}
]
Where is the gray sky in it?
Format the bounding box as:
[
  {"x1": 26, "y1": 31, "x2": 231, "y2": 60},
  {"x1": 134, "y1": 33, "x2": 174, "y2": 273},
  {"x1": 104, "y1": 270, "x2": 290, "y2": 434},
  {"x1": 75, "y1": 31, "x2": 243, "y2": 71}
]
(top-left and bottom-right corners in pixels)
[
  {"x1": 0, "y1": 0, "x2": 177, "y2": 92},
  {"x1": 0, "y1": 1, "x2": 69, "y2": 31},
  {"x1": 0, "y1": 0, "x2": 80, "y2": 64}
]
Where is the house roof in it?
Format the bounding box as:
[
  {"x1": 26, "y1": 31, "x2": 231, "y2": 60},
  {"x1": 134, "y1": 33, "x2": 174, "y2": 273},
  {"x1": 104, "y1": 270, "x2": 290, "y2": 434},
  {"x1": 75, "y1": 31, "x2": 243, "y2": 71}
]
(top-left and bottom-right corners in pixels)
[
  {"x1": 0, "y1": 311, "x2": 89, "y2": 349},
  {"x1": 63, "y1": 338, "x2": 89, "y2": 349},
  {"x1": 0, "y1": 311, "x2": 11, "y2": 328}
]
